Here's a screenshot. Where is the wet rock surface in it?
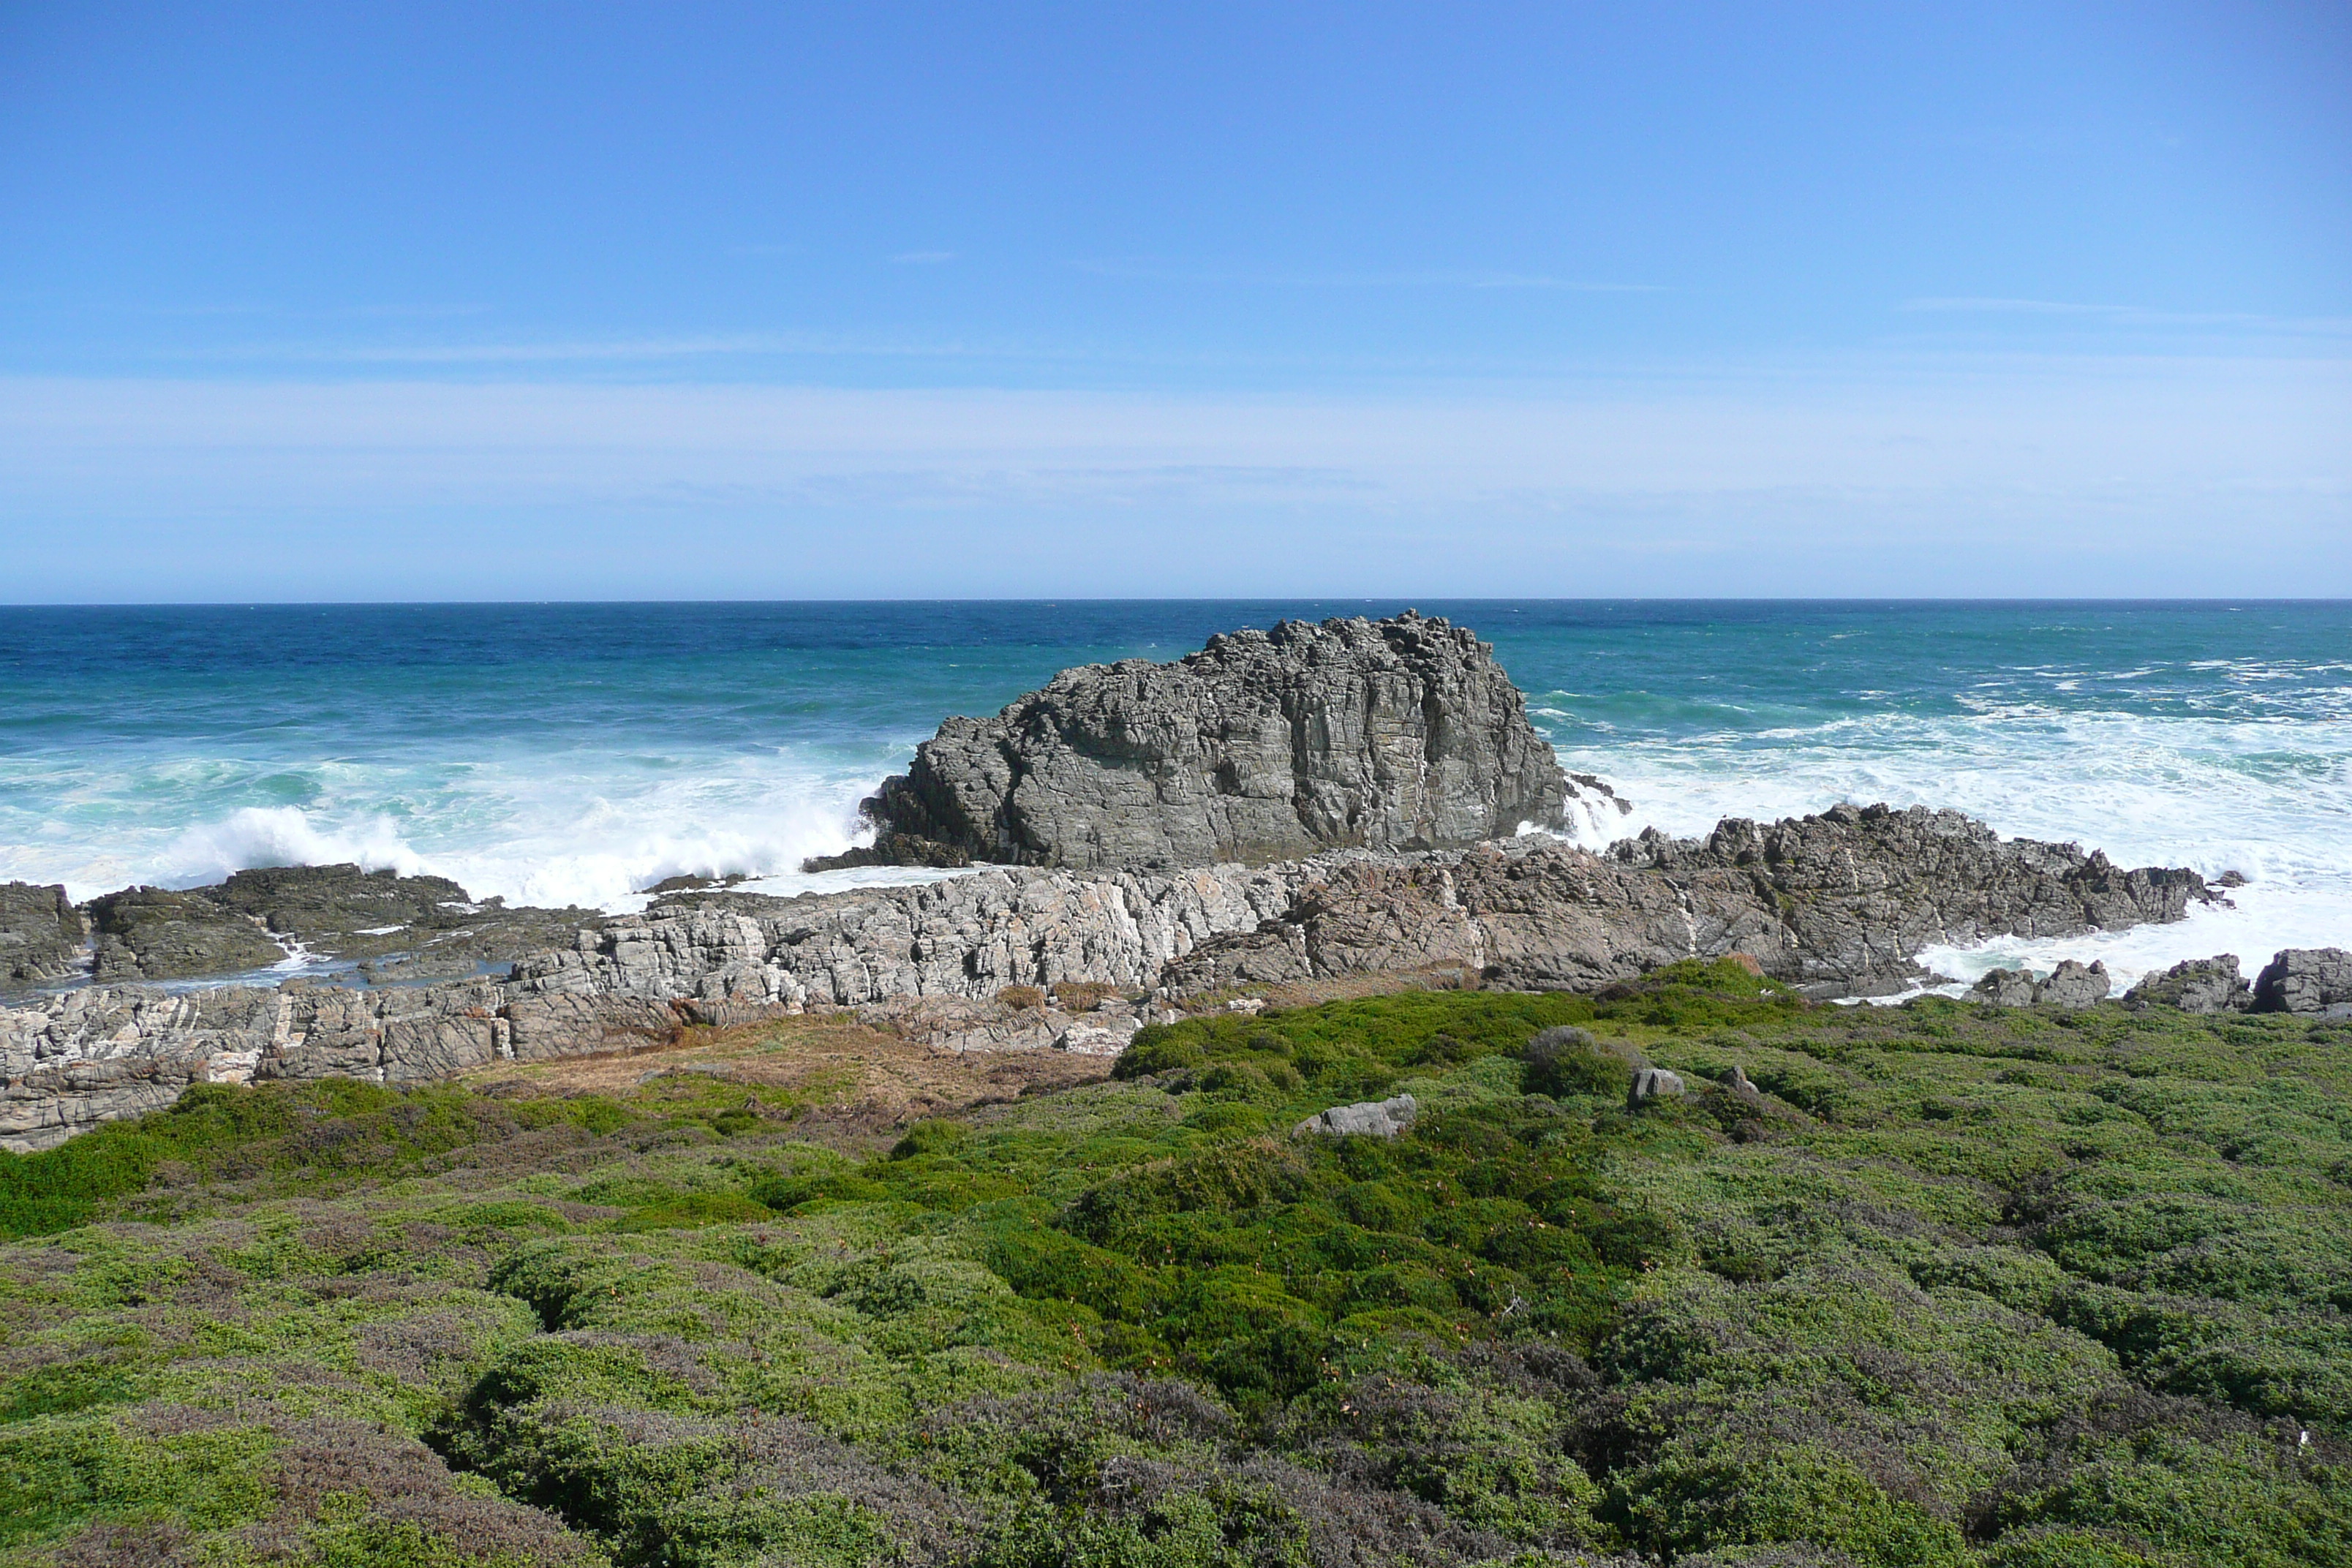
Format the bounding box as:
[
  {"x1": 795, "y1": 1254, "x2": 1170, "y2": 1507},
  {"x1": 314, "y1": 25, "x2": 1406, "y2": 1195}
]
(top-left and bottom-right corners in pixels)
[
  {"x1": 86, "y1": 886, "x2": 287, "y2": 981},
  {"x1": 842, "y1": 611, "x2": 1583, "y2": 871},
  {"x1": 0, "y1": 881, "x2": 83, "y2": 984},
  {"x1": 53, "y1": 864, "x2": 603, "y2": 987},
  {"x1": 2253, "y1": 947, "x2": 2352, "y2": 1015}
]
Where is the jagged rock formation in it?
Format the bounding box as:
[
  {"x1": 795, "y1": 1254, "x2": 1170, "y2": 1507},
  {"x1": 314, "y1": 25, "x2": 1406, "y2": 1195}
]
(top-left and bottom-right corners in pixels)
[
  {"x1": 1160, "y1": 804, "x2": 2210, "y2": 999},
  {"x1": 61, "y1": 864, "x2": 600, "y2": 985},
  {"x1": 1972, "y1": 959, "x2": 2113, "y2": 1009},
  {"x1": 1, "y1": 805, "x2": 2217, "y2": 1151},
  {"x1": 1970, "y1": 968, "x2": 2040, "y2": 1006},
  {"x1": 2123, "y1": 955, "x2": 2253, "y2": 1014},
  {"x1": 0, "y1": 882, "x2": 82, "y2": 984},
  {"x1": 88, "y1": 886, "x2": 287, "y2": 981},
  {"x1": 831, "y1": 611, "x2": 1589, "y2": 872},
  {"x1": 2253, "y1": 948, "x2": 2352, "y2": 1015}
]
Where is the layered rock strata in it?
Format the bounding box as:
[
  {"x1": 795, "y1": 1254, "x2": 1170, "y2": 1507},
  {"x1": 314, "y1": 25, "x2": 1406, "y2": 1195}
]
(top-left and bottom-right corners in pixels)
[
  {"x1": 832, "y1": 611, "x2": 1594, "y2": 871},
  {"x1": 3, "y1": 804, "x2": 2215, "y2": 1151},
  {"x1": 1159, "y1": 804, "x2": 2209, "y2": 999}
]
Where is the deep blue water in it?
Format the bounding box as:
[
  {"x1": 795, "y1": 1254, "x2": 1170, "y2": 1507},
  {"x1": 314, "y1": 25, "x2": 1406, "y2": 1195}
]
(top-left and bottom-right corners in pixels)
[{"x1": 3, "y1": 600, "x2": 2347, "y2": 987}]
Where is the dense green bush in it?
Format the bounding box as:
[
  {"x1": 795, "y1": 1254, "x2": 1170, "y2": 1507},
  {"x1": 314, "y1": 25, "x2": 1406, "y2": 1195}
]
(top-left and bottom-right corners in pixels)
[{"x1": 4, "y1": 965, "x2": 2349, "y2": 1566}]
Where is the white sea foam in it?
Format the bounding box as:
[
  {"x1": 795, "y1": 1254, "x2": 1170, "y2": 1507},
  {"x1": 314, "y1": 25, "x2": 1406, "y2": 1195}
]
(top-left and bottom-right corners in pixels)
[
  {"x1": 4, "y1": 672, "x2": 2345, "y2": 990},
  {"x1": 9, "y1": 748, "x2": 894, "y2": 913},
  {"x1": 1554, "y1": 704, "x2": 2352, "y2": 993}
]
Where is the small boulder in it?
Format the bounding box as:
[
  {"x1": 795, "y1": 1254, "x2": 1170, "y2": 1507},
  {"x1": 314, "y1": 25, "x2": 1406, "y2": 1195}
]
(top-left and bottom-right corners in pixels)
[
  {"x1": 1971, "y1": 968, "x2": 2039, "y2": 1006},
  {"x1": 2122, "y1": 955, "x2": 2251, "y2": 1014},
  {"x1": 1627, "y1": 1067, "x2": 1686, "y2": 1107},
  {"x1": 1972, "y1": 960, "x2": 2111, "y2": 1009},
  {"x1": 1294, "y1": 1093, "x2": 1419, "y2": 1139},
  {"x1": 1722, "y1": 1064, "x2": 1764, "y2": 1105},
  {"x1": 2035, "y1": 959, "x2": 2112, "y2": 1009},
  {"x1": 2253, "y1": 948, "x2": 2352, "y2": 1016}
]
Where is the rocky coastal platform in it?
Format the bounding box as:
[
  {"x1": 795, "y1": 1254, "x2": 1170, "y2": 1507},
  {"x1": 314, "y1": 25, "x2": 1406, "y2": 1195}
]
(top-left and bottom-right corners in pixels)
[
  {"x1": 8, "y1": 610, "x2": 2333, "y2": 1152},
  {"x1": 1, "y1": 799, "x2": 2244, "y2": 1152}
]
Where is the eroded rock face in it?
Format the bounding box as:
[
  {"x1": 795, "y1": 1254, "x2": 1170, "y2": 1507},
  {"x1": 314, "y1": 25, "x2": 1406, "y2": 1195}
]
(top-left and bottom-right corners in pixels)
[
  {"x1": 2034, "y1": 960, "x2": 2113, "y2": 1009},
  {"x1": 1160, "y1": 805, "x2": 2210, "y2": 1000},
  {"x1": 2253, "y1": 948, "x2": 2352, "y2": 1016},
  {"x1": 86, "y1": 887, "x2": 286, "y2": 982},
  {"x1": 1, "y1": 804, "x2": 2215, "y2": 1151},
  {"x1": 65, "y1": 864, "x2": 604, "y2": 986},
  {"x1": 2123, "y1": 955, "x2": 2252, "y2": 1014},
  {"x1": 0, "y1": 883, "x2": 82, "y2": 985},
  {"x1": 841, "y1": 611, "x2": 1581, "y2": 871},
  {"x1": 1971, "y1": 968, "x2": 2040, "y2": 1007}
]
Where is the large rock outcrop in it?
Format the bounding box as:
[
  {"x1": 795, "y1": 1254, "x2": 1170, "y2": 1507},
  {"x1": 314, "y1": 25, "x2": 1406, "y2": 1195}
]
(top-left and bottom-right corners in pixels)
[
  {"x1": 1, "y1": 805, "x2": 2220, "y2": 1151},
  {"x1": 837, "y1": 611, "x2": 1588, "y2": 871},
  {"x1": 87, "y1": 886, "x2": 287, "y2": 982},
  {"x1": 0, "y1": 883, "x2": 82, "y2": 985},
  {"x1": 2253, "y1": 948, "x2": 2352, "y2": 1016}
]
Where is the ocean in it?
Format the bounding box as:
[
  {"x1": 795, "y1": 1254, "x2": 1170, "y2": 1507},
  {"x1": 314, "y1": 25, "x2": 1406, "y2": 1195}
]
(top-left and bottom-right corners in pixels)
[{"x1": 3, "y1": 600, "x2": 2346, "y2": 993}]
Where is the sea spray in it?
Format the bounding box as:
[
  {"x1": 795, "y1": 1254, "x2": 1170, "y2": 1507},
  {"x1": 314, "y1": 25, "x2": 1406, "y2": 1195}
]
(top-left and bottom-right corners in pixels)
[{"x1": 2, "y1": 600, "x2": 2345, "y2": 992}]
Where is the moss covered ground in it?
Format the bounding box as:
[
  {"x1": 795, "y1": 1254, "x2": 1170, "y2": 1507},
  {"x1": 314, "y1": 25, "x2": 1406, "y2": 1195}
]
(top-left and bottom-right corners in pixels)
[{"x1": 2, "y1": 960, "x2": 2348, "y2": 1566}]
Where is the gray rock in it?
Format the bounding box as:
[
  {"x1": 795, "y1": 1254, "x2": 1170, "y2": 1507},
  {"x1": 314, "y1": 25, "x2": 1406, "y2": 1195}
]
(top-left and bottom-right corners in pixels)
[
  {"x1": 0, "y1": 806, "x2": 2219, "y2": 1149},
  {"x1": 849, "y1": 611, "x2": 1580, "y2": 870},
  {"x1": 86, "y1": 887, "x2": 287, "y2": 981},
  {"x1": 1163, "y1": 804, "x2": 2210, "y2": 998},
  {"x1": 1293, "y1": 1093, "x2": 1419, "y2": 1138},
  {"x1": 2122, "y1": 954, "x2": 2252, "y2": 1014},
  {"x1": 1627, "y1": 1067, "x2": 1686, "y2": 1106},
  {"x1": 2034, "y1": 959, "x2": 2112, "y2": 1009},
  {"x1": 1972, "y1": 959, "x2": 2112, "y2": 1009},
  {"x1": 2252, "y1": 948, "x2": 2352, "y2": 1016},
  {"x1": 76, "y1": 865, "x2": 605, "y2": 985},
  {"x1": 0, "y1": 883, "x2": 83, "y2": 986},
  {"x1": 1722, "y1": 1064, "x2": 1763, "y2": 1105},
  {"x1": 1972, "y1": 968, "x2": 2040, "y2": 1006}
]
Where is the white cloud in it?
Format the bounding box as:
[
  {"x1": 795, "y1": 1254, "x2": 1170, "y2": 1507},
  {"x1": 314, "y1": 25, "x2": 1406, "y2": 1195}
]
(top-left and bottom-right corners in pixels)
[{"x1": 0, "y1": 354, "x2": 2343, "y2": 598}]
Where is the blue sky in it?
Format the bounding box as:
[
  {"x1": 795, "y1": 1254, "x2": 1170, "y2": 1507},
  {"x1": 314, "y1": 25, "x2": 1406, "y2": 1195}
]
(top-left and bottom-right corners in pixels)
[{"x1": 1, "y1": 1, "x2": 2346, "y2": 599}]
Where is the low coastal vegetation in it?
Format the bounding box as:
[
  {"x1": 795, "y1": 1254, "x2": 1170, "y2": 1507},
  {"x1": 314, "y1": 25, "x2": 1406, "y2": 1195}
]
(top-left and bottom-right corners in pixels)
[{"x1": 2, "y1": 962, "x2": 2348, "y2": 1566}]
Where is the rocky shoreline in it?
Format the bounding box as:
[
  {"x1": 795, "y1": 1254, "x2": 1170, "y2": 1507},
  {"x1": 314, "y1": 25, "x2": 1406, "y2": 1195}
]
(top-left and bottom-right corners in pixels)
[{"x1": 6, "y1": 609, "x2": 2344, "y2": 1152}]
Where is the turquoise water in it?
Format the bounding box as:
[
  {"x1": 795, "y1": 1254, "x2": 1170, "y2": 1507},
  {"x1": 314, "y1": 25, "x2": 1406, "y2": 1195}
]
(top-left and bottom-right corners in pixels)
[{"x1": 3, "y1": 600, "x2": 2347, "y2": 988}]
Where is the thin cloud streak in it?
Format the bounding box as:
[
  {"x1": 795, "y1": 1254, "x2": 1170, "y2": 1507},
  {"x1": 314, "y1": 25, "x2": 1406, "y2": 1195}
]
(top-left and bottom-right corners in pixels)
[
  {"x1": 1, "y1": 359, "x2": 2344, "y2": 597},
  {"x1": 1902, "y1": 297, "x2": 2352, "y2": 336},
  {"x1": 1063, "y1": 259, "x2": 1665, "y2": 292}
]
